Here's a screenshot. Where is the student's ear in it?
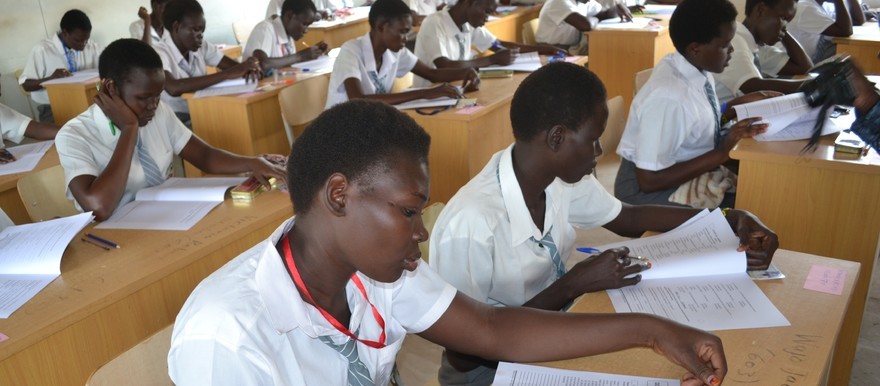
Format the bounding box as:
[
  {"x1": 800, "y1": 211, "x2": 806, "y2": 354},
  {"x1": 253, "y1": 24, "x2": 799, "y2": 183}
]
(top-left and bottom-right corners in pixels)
[
  {"x1": 546, "y1": 125, "x2": 565, "y2": 152},
  {"x1": 324, "y1": 173, "x2": 349, "y2": 216},
  {"x1": 685, "y1": 41, "x2": 702, "y2": 59}
]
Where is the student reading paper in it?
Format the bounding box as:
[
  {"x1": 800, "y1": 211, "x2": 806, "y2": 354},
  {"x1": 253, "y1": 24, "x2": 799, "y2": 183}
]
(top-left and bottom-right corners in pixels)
[{"x1": 244, "y1": 0, "x2": 330, "y2": 73}]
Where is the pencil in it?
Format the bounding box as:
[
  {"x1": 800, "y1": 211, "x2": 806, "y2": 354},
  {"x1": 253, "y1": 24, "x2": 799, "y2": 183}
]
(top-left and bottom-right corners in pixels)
[{"x1": 81, "y1": 237, "x2": 110, "y2": 251}]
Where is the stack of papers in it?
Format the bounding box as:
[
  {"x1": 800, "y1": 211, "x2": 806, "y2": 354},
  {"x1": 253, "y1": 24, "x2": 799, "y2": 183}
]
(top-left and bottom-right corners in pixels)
[
  {"x1": 291, "y1": 48, "x2": 340, "y2": 73},
  {"x1": 41, "y1": 69, "x2": 99, "y2": 85},
  {"x1": 394, "y1": 96, "x2": 458, "y2": 110},
  {"x1": 0, "y1": 141, "x2": 53, "y2": 176},
  {"x1": 595, "y1": 17, "x2": 656, "y2": 30},
  {"x1": 733, "y1": 93, "x2": 848, "y2": 142},
  {"x1": 0, "y1": 212, "x2": 94, "y2": 318},
  {"x1": 479, "y1": 51, "x2": 542, "y2": 72},
  {"x1": 494, "y1": 362, "x2": 679, "y2": 386},
  {"x1": 194, "y1": 79, "x2": 258, "y2": 98}
]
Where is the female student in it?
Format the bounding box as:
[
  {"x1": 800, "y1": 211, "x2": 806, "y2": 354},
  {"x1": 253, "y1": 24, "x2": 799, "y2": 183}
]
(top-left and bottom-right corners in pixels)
[
  {"x1": 244, "y1": 0, "x2": 330, "y2": 73},
  {"x1": 131, "y1": 0, "x2": 172, "y2": 46},
  {"x1": 535, "y1": 0, "x2": 633, "y2": 55},
  {"x1": 55, "y1": 39, "x2": 285, "y2": 221},
  {"x1": 0, "y1": 77, "x2": 59, "y2": 149},
  {"x1": 169, "y1": 98, "x2": 728, "y2": 386},
  {"x1": 325, "y1": 0, "x2": 481, "y2": 108}
]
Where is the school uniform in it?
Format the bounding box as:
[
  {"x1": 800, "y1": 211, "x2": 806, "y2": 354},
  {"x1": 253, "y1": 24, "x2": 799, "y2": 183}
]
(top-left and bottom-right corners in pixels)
[
  {"x1": 55, "y1": 102, "x2": 192, "y2": 212},
  {"x1": 787, "y1": 0, "x2": 837, "y2": 62},
  {"x1": 18, "y1": 33, "x2": 101, "y2": 122},
  {"x1": 154, "y1": 40, "x2": 225, "y2": 114},
  {"x1": 0, "y1": 103, "x2": 32, "y2": 149},
  {"x1": 168, "y1": 218, "x2": 457, "y2": 385},
  {"x1": 410, "y1": 0, "x2": 447, "y2": 16},
  {"x1": 535, "y1": 0, "x2": 601, "y2": 48},
  {"x1": 429, "y1": 144, "x2": 621, "y2": 385},
  {"x1": 129, "y1": 19, "x2": 173, "y2": 46},
  {"x1": 412, "y1": 9, "x2": 496, "y2": 87},
  {"x1": 325, "y1": 33, "x2": 419, "y2": 109},
  {"x1": 714, "y1": 21, "x2": 764, "y2": 104},
  {"x1": 243, "y1": 17, "x2": 297, "y2": 60},
  {"x1": 616, "y1": 52, "x2": 721, "y2": 206}
]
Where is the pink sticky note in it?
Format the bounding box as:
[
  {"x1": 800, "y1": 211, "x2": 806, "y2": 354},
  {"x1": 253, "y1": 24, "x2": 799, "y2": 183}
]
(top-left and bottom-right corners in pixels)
[
  {"x1": 564, "y1": 56, "x2": 583, "y2": 63},
  {"x1": 803, "y1": 265, "x2": 847, "y2": 295},
  {"x1": 455, "y1": 106, "x2": 485, "y2": 115},
  {"x1": 0, "y1": 333, "x2": 8, "y2": 343}
]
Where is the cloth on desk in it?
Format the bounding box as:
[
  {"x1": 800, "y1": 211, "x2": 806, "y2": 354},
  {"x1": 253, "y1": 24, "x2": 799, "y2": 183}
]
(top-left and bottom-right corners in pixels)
[{"x1": 669, "y1": 166, "x2": 737, "y2": 209}]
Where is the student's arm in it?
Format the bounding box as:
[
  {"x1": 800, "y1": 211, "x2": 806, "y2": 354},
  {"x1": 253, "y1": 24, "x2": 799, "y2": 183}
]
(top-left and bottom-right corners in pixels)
[
  {"x1": 410, "y1": 60, "x2": 481, "y2": 90},
  {"x1": 138, "y1": 7, "x2": 151, "y2": 44},
  {"x1": 342, "y1": 77, "x2": 462, "y2": 105},
  {"x1": 563, "y1": 12, "x2": 595, "y2": 32},
  {"x1": 498, "y1": 40, "x2": 568, "y2": 56},
  {"x1": 22, "y1": 69, "x2": 71, "y2": 92},
  {"x1": 824, "y1": 0, "x2": 855, "y2": 36},
  {"x1": 776, "y1": 28, "x2": 813, "y2": 75},
  {"x1": 178, "y1": 136, "x2": 286, "y2": 186},
  {"x1": 847, "y1": 0, "x2": 866, "y2": 26},
  {"x1": 162, "y1": 57, "x2": 261, "y2": 96},
  {"x1": 23, "y1": 120, "x2": 59, "y2": 140},
  {"x1": 738, "y1": 76, "x2": 805, "y2": 95},
  {"x1": 432, "y1": 47, "x2": 513, "y2": 69},
  {"x1": 253, "y1": 42, "x2": 330, "y2": 72},
  {"x1": 420, "y1": 293, "x2": 727, "y2": 386}
]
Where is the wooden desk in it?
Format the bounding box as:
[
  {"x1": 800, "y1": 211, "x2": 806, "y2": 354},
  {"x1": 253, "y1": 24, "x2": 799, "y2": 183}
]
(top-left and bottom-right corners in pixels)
[
  {"x1": 539, "y1": 249, "x2": 860, "y2": 386},
  {"x1": 0, "y1": 191, "x2": 292, "y2": 386},
  {"x1": 731, "y1": 136, "x2": 880, "y2": 384},
  {"x1": 0, "y1": 145, "x2": 59, "y2": 224},
  {"x1": 484, "y1": 5, "x2": 543, "y2": 43},
  {"x1": 833, "y1": 22, "x2": 880, "y2": 74},
  {"x1": 298, "y1": 10, "x2": 371, "y2": 51},
  {"x1": 44, "y1": 80, "x2": 98, "y2": 125}
]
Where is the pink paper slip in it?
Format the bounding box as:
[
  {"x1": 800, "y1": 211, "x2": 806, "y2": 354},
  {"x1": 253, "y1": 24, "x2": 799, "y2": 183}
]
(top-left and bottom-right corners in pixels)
[
  {"x1": 564, "y1": 56, "x2": 584, "y2": 63},
  {"x1": 456, "y1": 106, "x2": 485, "y2": 115},
  {"x1": 803, "y1": 265, "x2": 847, "y2": 295},
  {"x1": 0, "y1": 333, "x2": 8, "y2": 343}
]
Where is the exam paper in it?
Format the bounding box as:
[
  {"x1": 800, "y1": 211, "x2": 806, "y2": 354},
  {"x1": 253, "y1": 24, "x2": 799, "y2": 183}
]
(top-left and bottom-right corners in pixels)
[
  {"x1": 134, "y1": 177, "x2": 246, "y2": 202},
  {"x1": 596, "y1": 17, "x2": 655, "y2": 30},
  {"x1": 479, "y1": 52, "x2": 542, "y2": 72},
  {"x1": 0, "y1": 141, "x2": 53, "y2": 176},
  {"x1": 95, "y1": 200, "x2": 222, "y2": 231},
  {"x1": 290, "y1": 50, "x2": 339, "y2": 73},
  {"x1": 493, "y1": 362, "x2": 680, "y2": 386},
  {"x1": 41, "y1": 69, "x2": 99, "y2": 85},
  {"x1": 194, "y1": 79, "x2": 258, "y2": 98},
  {"x1": 731, "y1": 93, "x2": 846, "y2": 141}
]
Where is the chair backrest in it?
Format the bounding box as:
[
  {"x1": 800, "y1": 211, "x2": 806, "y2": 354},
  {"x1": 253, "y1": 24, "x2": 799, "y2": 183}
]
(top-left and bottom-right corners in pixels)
[
  {"x1": 602, "y1": 96, "x2": 626, "y2": 156},
  {"x1": 278, "y1": 75, "x2": 331, "y2": 143},
  {"x1": 522, "y1": 19, "x2": 539, "y2": 45},
  {"x1": 86, "y1": 324, "x2": 174, "y2": 386},
  {"x1": 418, "y1": 202, "x2": 445, "y2": 263},
  {"x1": 17, "y1": 165, "x2": 78, "y2": 222},
  {"x1": 634, "y1": 68, "x2": 653, "y2": 96},
  {"x1": 14, "y1": 68, "x2": 39, "y2": 119},
  {"x1": 232, "y1": 19, "x2": 261, "y2": 45},
  {"x1": 391, "y1": 72, "x2": 413, "y2": 93}
]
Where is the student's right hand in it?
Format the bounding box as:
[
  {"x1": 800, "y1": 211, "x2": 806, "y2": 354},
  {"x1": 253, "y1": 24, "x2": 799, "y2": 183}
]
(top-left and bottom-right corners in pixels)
[
  {"x1": 138, "y1": 6, "x2": 149, "y2": 21},
  {"x1": 308, "y1": 41, "x2": 330, "y2": 59},
  {"x1": 722, "y1": 117, "x2": 767, "y2": 153},
  {"x1": 424, "y1": 83, "x2": 464, "y2": 99},
  {"x1": 94, "y1": 79, "x2": 139, "y2": 131},
  {"x1": 651, "y1": 320, "x2": 726, "y2": 386},
  {"x1": 615, "y1": 3, "x2": 634, "y2": 22},
  {"x1": 228, "y1": 57, "x2": 263, "y2": 83},
  {"x1": 491, "y1": 47, "x2": 519, "y2": 66},
  {"x1": 564, "y1": 247, "x2": 648, "y2": 294},
  {"x1": 461, "y1": 68, "x2": 480, "y2": 92},
  {"x1": 50, "y1": 68, "x2": 72, "y2": 80}
]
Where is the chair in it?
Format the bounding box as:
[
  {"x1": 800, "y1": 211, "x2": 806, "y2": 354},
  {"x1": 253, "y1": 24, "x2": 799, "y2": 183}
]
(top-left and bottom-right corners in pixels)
[
  {"x1": 418, "y1": 202, "x2": 445, "y2": 263},
  {"x1": 602, "y1": 95, "x2": 627, "y2": 155},
  {"x1": 86, "y1": 324, "x2": 174, "y2": 386},
  {"x1": 14, "y1": 68, "x2": 40, "y2": 119},
  {"x1": 391, "y1": 72, "x2": 414, "y2": 93},
  {"x1": 232, "y1": 19, "x2": 261, "y2": 46},
  {"x1": 522, "y1": 19, "x2": 539, "y2": 45},
  {"x1": 634, "y1": 68, "x2": 653, "y2": 96},
  {"x1": 17, "y1": 165, "x2": 78, "y2": 222},
  {"x1": 278, "y1": 75, "x2": 330, "y2": 145}
]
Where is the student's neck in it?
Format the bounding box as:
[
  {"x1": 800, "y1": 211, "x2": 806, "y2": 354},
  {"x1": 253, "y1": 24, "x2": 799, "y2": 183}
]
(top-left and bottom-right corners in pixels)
[
  {"x1": 448, "y1": 5, "x2": 468, "y2": 30},
  {"x1": 742, "y1": 18, "x2": 760, "y2": 43},
  {"x1": 511, "y1": 144, "x2": 554, "y2": 232},
  {"x1": 369, "y1": 32, "x2": 387, "y2": 70},
  {"x1": 150, "y1": 14, "x2": 163, "y2": 32},
  {"x1": 287, "y1": 217, "x2": 354, "y2": 322},
  {"x1": 683, "y1": 56, "x2": 707, "y2": 74},
  {"x1": 173, "y1": 38, "x2": 191, "y2": 61}
]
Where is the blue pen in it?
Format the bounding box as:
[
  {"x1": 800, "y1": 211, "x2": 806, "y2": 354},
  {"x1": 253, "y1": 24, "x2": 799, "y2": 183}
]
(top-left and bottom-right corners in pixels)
[
  {"x1": 491, "y1": 41, "x2": 503, "y2": 50},
  {"x1": 576, "y1": 247, "x2": 601, "y2": 254},
  {"x1": 87, "y1": 233, "x2": 120, "y2": 249}
]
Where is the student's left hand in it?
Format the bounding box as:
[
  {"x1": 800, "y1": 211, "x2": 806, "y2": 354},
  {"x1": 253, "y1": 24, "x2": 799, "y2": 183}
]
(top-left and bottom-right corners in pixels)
[
  {"x1": 461, "y1": 68, "x2": 480, "y2": 92},
  {"x1": 246, "y1": 157, "x2": 287, "y2": 188},
  {"x1": 725, "y1": 209, "x2": 779, "y2": 270},
  {"x1": 138, "y1": 6, "x2": 149, "y2": 22},
  {"x1": 628, "y1": 5, "x2": 645, "y2": 14},
  {"x1": 615, "y1": 3, "x2": 634, "y2": 22},
  {"x1": 537, "y1": 45, "x2": 568, "y2": 56}
]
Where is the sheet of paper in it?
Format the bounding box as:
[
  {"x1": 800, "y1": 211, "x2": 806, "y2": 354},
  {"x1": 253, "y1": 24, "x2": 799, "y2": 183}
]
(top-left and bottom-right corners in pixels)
[
  {"x1": 0, "y1": 212, "x2": 94, "y2": 275},
  {"x1": 493, "y1": 362, "x2": 680, "y2": 386},
  {"x1": 291, "y1": 55, "x2": 337, "y2": 73},
  {"x1": 0, "y1": 141, "x2": 53, "y2": 176},
  {"x1": 495, "y1": 6, "x2": 517, "y2": 12},
  {"x1": 394, "y1": 97, "x2": 458, "y2": 110},
  {"x1": 94, "y1": 200, "x2": 222, "y2": 231},
  {"x1": 479, "y1": 52, "x2": 542, "y2": 72},
  {"x1": 755, "y1": 109, "x2": 850, "y2": 142},
  {"x1": 643, "y1": 4, "x2": 676, "y2": 14},
  {"x1": 597, "y1": 210, "x2": 745, "y2": 281},
  {"x1": 134, "y1": 177, "x2": 246, "y2": 202},
  {"x1": 0, "y1": 209, "x2": 12, "y2": 232},
  {"x1": 803, "y1": 265, "x2": 847, "y2": 295},
  {"x1": 194, "y1": 79, "x2": 258, "y2": 98},
  {"x1": 748, "y1": 262, "x2": 785, "y2": 280},
  {"x1": 0, "y1": 274, "x2": 58, "y2": 318},
  {"x1": 596, "y1": 17, "x2": 654, "y2": 30},
  {"x1": 608, "y1": 273, "x2": 791, "y2": 330},
  {"x1": 40, "y1": 69, "x2": 99, "y2": 85}
]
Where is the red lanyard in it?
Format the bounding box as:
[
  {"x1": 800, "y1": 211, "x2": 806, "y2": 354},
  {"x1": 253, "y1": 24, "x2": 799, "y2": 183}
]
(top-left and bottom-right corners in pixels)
[{"x1": 281, "y1": 234, "x2": 387, "y2": 348}]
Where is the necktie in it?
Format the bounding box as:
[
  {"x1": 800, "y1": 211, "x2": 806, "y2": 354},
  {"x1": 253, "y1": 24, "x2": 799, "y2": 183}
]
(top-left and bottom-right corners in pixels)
[
  {"x1": 455, "y1": 35, "x2": 467, "y2": 60},
  {"x1": 319, "y1": 335, "x2": 375, "y2": 386},
  {"x1": 531, "y1": 227, "x2": 566, "y2": 280},
  {"x1": 704, "y1": 78, "x2": 722, "y2": 148},
  {"x1": 368, "y1": 71, "x2": 388, "y2": 94},
  {"x1": 136, "y1": 136, "x2": 165, "y2": 187}
]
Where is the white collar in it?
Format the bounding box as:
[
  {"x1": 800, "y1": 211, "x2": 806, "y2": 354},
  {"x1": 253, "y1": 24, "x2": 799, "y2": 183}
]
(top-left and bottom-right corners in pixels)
[
  {"x1": 669, "y1": 51, "x2": 713, "y2": 89},
  {"x1": 358, "y1": 33, "x2": 395, "y2": 76},
  {"x1": 270, "y1": 16, "x2": 292, "y2": 45},
  {"x1": 439, "y1": 9, "x2": 475, "y2": 35},
  {"x1": 735, "y1": 21, "x2": 760, "y2": 52},
  {"x1": 497, "y1": 145, "x2": 559, "y2": 246}
]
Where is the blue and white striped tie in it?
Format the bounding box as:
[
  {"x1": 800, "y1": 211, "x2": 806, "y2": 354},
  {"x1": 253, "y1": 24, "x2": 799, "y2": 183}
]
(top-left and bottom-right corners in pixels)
[
  {"x1": 136, "y1": 136, "x2": 165, "y2": 187},
  {"x1": 704, "y1": 78, "x2": 723, "y2": 148},
  {"x1": 319, "y1": 336, "x2": 374, "y2": 386},
  {"x1": 531, "y1": 227, "x2": 566, "y2": 280}
]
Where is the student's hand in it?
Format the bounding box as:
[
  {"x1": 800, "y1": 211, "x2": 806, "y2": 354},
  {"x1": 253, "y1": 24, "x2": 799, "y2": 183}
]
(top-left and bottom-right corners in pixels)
[
  {"x1": 848, "y1": 63, "x2": 880, "y2": 115},
  {"x1": 490, "y1": 47, "x2": 519, "y2": 66},
  {"x1": 138, "y1": 6, "x2": 150, "y2": 22},
  {"x1": 246, "y1": 157, "x2": 287, "y2": 187},
  {"x1": 721, "y1": 117, "x2": 767, "y2": 153},
  {"x1": 227, "y1": 57, "x2": 263, "y2": 83},
  {"x1": 424, "y1": 83, "x2": 464, "y2": 99},
  {"x1": 628, "y1": 5, "x2": 645, "y2": 13},
  {"x1": 564, "y1": 247, "x2": 649, "y2": 294},
  {"x1": 436, "y1": 3, "x2": 446, "y2": 11},
  {"x1": 650, "y1": 321, "x2": 726, "y2": 386},
  {"x1": 726, "y1": 209, "x2": 779, "y2": 270},
  {"x1": 537, "y1": 45, "x2": 568, "y2": 56},
  {"x1": 461, "y1": 68, "x2": 480, "y2": 92},
  {"x1": 50, "y1": 68, "x2": 72, "y2": 80},
  {"x1": 615, "y1": 3, "x2": 634, "y2": 22},
  {"x1": 308, "y1": 41, "x2": 330, "y2": 59},
  {"x1": 94, "y1": 79, "x2": 139, "y2": 131}
]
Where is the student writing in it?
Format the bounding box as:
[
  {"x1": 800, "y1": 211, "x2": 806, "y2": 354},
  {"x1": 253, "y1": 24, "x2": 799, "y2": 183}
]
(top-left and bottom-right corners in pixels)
[{"x1": 244, "y1": 0, "x2": 330, "y2": 73}]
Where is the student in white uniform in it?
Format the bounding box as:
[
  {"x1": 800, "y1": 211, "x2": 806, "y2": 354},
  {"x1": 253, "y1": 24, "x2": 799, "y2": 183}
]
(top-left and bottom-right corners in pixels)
[
  {"x1": 245, "y1": 0, "x2": 330, "y2": 73},
  {"x1": 56, "y1": 39, "x2": 285, "y2": 221},
  {"x1": 131, "y1": 0, "x2": 173, "y2": 46},
  {"x1": 616, "y1": 0, "x2": 779, "y2": 208},
  {"x1": 430, "y1": 62, "x2": 780, "y2": 386},
  {"x1": 155, "y1": 0, "x2": 262, "y2": 124},
  {"x1": 713, "y1": 0, "x2": 812, "y2": 103},
  {"x1": 325, "y1": 0, "x2": 480, "y2": 108},
  {"x1": 266, "y1": 0, "x2": 343, "y2": 19},
  {"x1": 19, "y1": 10, "x2": 101, "y2": 124},
  {"x1": 535, "y1": 0, "x2": 633, "y2": 55},
  {"x1": 0, "y1": 78, "x2": 59, "y2": 148},
  {"x1": 168, "y1": 99, "x2": 732, "y2": 386},
  {"x1": 412, "y1": 0, "x2": 563, "y2": 87},
  {"x1": 786, "y1": 0, "x2": 865, "y2": 62}
]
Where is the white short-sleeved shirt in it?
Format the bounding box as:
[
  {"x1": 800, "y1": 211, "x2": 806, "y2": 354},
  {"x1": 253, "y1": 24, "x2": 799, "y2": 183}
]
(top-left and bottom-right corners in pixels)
[
  {"x1": 756, "y1": 44, "x2": 791, "y2": 77},
  {"x1": 535, "y1": 0, "x2": 601, "y2": 47},
  {"x1": 18, "y1": 34, "x2": 101, "y2": 105},
  {"x1": 55, "y1": 102, "x2": 193, "y2": 212},
  {"x1": 429, "y1": 145, "x2": 622, "y2": 307},
  {"x1": 129, "y1": 19, "x2": 174, "y2": 47},
  {"x1": 154, "y1": 40, "x2": 225, "y2": 113},
  {"x1": 410, "y1": 0, "x2": 446, "y2": 16},
  {"x1": 325, "y1": 33, "x2": 419, "y2": 108},
  {"x1": 618, "y1": 52, "x2": 718, "y2": 171},
  {"x1": 787, "y1": 0, "x2": 835, "y2": 61},
  {"x1": 413, "y1": 9, "x2": 496, "y2": 87},
  {"x1": 244, "y1": 17, "x2": 297, "y2": 59},
  {"x1": 168, "y1": 218, "x2": 457, "y2": 385},
  {"x1": 0, "y1": 103, "x2": 32, "y2": 149},
  {"x1": 714, "y1": 21, "x2": 763, "y2": 104}
]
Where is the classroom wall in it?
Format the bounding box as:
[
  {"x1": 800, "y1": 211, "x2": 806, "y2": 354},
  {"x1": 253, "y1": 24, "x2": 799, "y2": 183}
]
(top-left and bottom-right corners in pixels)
[{"x1": 0, "y1": 0, "x2": 267, "y2": 120}]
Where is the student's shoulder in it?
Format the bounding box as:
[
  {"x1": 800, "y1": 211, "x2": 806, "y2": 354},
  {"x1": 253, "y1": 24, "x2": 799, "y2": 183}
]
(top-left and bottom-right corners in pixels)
[{"x1": 439, "y1": 175, "x2": 506, "y2": 230}]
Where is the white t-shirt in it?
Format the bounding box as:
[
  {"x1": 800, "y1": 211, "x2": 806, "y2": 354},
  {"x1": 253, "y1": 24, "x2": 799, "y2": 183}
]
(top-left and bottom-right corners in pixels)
[
  {"x1": 618, "y1": 52, "x2": 719, "y2": 171},
  {"x1": 714, "y1": 21, "x2": 763, "y2": 104},
  {"x1": 413, "y1": 9, "x2": 496, "y2": 87},
  {"x1": 18, "y1": 33, "x2": 101, "y2": 105},
  {"x1": 244, "y1": 17, "x2": 297, "y2": 59},
  {"x1": 129, "y1": 19, "x2": 173, "y2": 47},
  {"x1": 154, "y1": 40, "x2": 225, "y2": 113},
  {"x1": 535, "y1": 0, "x2": 601, "y2": 47},
  {"x1": 325, "y1": 33, "x2": 419, "y2": 109},
  {"x1": 55, "y1": 102, "x2": 192, "y2": 211},
  {"x1": 429, "y1": 145, "x2": 622, "y2": 307},
  {"x1": 410, "y1": 0, "x2": 447, "y2": 16},
  {"x1": 0, "y1": 103, "x2": 32, "y2": 149},
  {"x1": 168, "y1": 218, "x2": 457, "y2": 385},
  {"x1": 787, "y1": 0, "x2": 836, "y2": 61}
]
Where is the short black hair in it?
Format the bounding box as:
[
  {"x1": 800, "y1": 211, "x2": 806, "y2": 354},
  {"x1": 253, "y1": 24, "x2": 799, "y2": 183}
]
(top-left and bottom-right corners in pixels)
[
  {"x1": 745, "y1": 0, "x2": 785, "y2": 16},
  {"x1": 151, "y1": 0, "x2": 171, "y2": 5},
  {"x1": 288, "y1": 100, "x2": 431, "y2": 214},
  {"x1": 163, "y1": 0, "x2": 204, "y2": 29},
  {"x1": 670, "y1": 0, "x2": 737, "y2": 54},
  {"x1": 368, "y1": 0, "x2": 412, "y2": 28},
  {"x1": 99, "y1": 39, "x2": 163, "y2": 85},
  {"x1": 510, "y1": 62, "x2": 606, "y2": 141},
  {"x1": 60, "y1": 10, "x2": 91, "y2": 33},
  {"x1": 282, "y1": 0, "x2": 317, "y2": 16}
]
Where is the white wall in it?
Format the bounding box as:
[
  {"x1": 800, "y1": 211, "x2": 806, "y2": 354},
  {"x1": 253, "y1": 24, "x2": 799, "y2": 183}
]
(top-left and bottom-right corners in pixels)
[{"x1": 0, "y1": 0, "x2": 266, "y2": 119}]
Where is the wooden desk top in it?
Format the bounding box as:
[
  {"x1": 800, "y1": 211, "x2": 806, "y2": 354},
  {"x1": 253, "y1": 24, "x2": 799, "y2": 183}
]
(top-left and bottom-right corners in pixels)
[
  {"x1": 182, "y1": 72, "x2": 328, "y2": 105},
  {"x1": 0, "y1": 144, "x2": 59, "y2": 193},
  {"x1": 538, "y1": 249, "x2": 859, "y2": 385},
  {"x1": 731, "y1": 136, "x2": 880, "y2": 174},
  {"x1": 833, "y1": 22, "x2": 880, "y2": 44},
  {"x1": 0, "y1": 191, "x2": 292, "y2": 362}
]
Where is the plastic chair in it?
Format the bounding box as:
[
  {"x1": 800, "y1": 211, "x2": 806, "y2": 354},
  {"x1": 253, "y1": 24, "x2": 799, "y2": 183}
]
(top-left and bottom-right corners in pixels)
[
  {"x1": 391, "y1": 72, "x2": 414, "y2": 93},
  {"x1": 602, "y1": 95, "x2": 627, "y2": 155},
  {"x1": 86, "y1": 325, "x2": 174, "y2": 386},
  {"x1": 418, "y1": 202, "x2": 445, "y2": 263},
  {"x1": 233, "y1": 19, "x2": 261, "y2": 46},
  {"x1": 17, "y1": 165, "x2": 78, "y2": 222},
  {"x1": 634, "y1": 68, "x2": 653, "y2": 96},
  {"x1": 522, "y1": 19, "x2": 539, "y2": 45},
  {"x1": 14, "y1": 68, "x2": 40, "y2": 119},
  {"x1": 278, "y1": 75, "x2": 330, "y2": 145}
]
